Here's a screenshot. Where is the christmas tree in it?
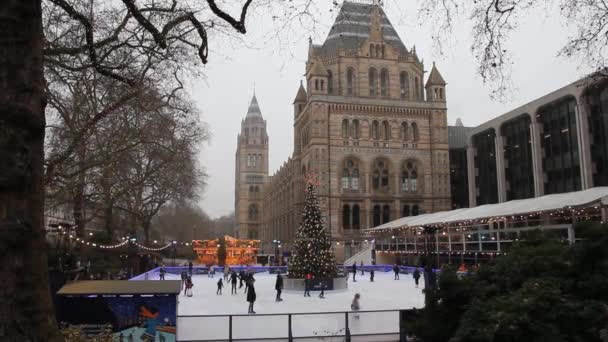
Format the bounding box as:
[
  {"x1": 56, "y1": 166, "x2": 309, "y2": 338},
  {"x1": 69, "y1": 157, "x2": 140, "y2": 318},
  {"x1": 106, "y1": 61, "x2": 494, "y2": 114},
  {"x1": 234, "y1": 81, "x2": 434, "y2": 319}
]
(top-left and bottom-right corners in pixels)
[{"x1": 288, "y1": 172, "x2": 337, "y2": 278}]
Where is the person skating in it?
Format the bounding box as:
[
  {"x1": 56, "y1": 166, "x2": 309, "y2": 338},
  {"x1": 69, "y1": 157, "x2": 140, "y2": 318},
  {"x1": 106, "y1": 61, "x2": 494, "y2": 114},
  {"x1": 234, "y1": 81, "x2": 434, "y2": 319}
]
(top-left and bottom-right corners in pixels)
[
  {"x1": 351, "y1": 293, "x2": 361, "y2": 319},
  {"x1": 231, "y1": 271, "x2": 238, "y2": 295},
  {"x1": 318, "y1": 279, "x2": 326, "y2": 299},
  {"x1": 239, "y1": 271, "x2": 245, "y2": 288},
  {"x1": 217, "y1": 278, "x2": 223, "y2": 295},
  {"x1": 304, "y1": 273, "x2": 312, "y2": 297},
  {"x1": 159, "y1": 266, "x2": 166, "y2": 280},
  {"x1": 352, "y1": 263, "x2": 357, "y2": 282},
  {"x1": 413, "y1": 268, "x2": 421, "y2": 288},
  {"x1": 360, "y1": 261, "x2": 364, "y2": 275},
  {"x1": 393, "y1": 264, "x2": 400, "y2": 280},
  {"x1": 224, "y1": 265, "x2": 230, "y2": 281},
  {"x1": 275, "y1": 274, "x2": 284, "y2": 301},
  {"x1": 247, "y1": 278, "x2": 257, "y2": 314},
  {"x1": 180, "y1": 270, "x2": 187, "y2": 288},
  {"x1": 370, "y1": 269, "x2": 375, "y2": 282},
  {"x1": 185, "y1": 276, "x2": 193, "y2": 297}
]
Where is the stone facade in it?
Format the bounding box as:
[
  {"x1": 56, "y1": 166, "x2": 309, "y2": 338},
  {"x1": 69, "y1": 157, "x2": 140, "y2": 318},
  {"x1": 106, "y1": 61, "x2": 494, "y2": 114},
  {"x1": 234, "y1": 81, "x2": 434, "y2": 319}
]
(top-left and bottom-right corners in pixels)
[
  {"x1": 235, "y1": 95, "x2": 268, "y2": 239},
  {"x1": 252, "y1": 1, "x2": 450, "y2": 259}
]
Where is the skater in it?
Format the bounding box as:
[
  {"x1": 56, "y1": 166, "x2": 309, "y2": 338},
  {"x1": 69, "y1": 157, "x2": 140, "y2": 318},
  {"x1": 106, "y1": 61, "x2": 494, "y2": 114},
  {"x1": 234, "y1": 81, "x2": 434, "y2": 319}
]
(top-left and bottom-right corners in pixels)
[
  {"x1": 318, "y1": 279, "x2": 326, "y2": 299},
  {"x1": 275, "y1": 274, "x2": 283, "y2": 301},
  {"x1": 247, "y1": 278, "x2": 257, "y2": 314},
  {"x1": 360, "y1": 261, "x2": 364, "y2": 275},
  {"x1": 159, "y1": 266, "x2": 166, "y2": 280},
  {"x1": 188, "y1": 261, "x2": 193, "y2": 275},
  {"x1": 231, "y1": 271, "x2": 238, "y2": 295},
  {"x1": 304, "y1": 273, "x2": 312, "y2": 297},
  {"x1": 185, "y1": 276, "x2": 193, "y2": 297},
  {"x1": 224, "y1": 265, "x2": 230, "y2": 281},
  {"x1": 370, "y1": 269, "x2": 375, "y2": 282},
  {"x1": 413, "y1": 268, "x2": 421, "y2": 288},
  {"x1": 239, "y1": 271, "x2": 245, "y2": 288},
  {"x1": 352, "y1": 262, "x2": 357, "y2": 282},
  {"x1": 351, "y1": 293, "x2": 361, "y2": 319},
  {"x1": 393, "y1": 264, "x2": 400, "y2": 280},
  {"x1": 216, "y1": 278, "x2": 223, "y2": 295},
  {"x1": 180, "y1": 270, "x2": 186, "y2": 288}
]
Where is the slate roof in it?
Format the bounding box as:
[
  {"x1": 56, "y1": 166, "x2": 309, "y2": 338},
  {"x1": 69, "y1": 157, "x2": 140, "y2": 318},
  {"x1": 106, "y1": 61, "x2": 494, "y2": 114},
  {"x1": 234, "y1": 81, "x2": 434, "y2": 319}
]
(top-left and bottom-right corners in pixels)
[
  {"x1": 246, "y1": 94, "x2": 263, "y2": 118},
  {"x1": 293, "y1": 81, "x2": 308, "y2": 103},
  {"x1": 318, "y1": 1, "x2": 408, "y2": 56},
  {"x1": 426, "y1": 62, "x2": 447, "y2": 86}
]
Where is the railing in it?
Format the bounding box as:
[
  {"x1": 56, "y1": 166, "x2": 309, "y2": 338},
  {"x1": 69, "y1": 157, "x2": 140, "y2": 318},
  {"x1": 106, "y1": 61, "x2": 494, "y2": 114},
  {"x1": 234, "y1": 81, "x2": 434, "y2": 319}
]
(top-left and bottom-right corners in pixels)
[{"x1": 177, "y1": 309, "x2": 416, "y2": 342}]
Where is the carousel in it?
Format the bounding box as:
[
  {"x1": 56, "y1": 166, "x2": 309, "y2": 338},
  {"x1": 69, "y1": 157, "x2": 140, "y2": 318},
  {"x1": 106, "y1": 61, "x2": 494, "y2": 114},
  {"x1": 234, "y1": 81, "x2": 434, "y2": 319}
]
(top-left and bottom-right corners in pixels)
[{"x1": 192, "y1": 235, "x2": 260, "y2": 265}]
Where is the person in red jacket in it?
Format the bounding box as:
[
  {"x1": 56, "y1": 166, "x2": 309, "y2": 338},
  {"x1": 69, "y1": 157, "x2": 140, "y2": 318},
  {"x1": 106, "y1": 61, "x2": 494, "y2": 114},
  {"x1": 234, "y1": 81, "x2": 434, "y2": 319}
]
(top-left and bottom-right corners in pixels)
[{"x1": 304, "y1": 273, "x2": 312, "y2": 297}]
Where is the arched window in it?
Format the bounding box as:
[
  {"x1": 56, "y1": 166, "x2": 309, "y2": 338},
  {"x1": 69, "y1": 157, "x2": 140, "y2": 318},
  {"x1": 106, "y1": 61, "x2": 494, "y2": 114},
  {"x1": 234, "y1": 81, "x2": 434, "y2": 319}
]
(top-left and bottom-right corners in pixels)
[
  {"x1": 376, "y1": 45, "x2": 381, "y2": 58},
  {"x1": 248, "y1": 204, "x2": 258, "y2": 220},
  {"x1": 382, "y1": 120, "x2": 391, "y2": 140},
  {"x1": 341, "y1": 119, "x2": 349, "y2": 138},
  {"x1": 382, "y1": 205, "x2": 391, "y2": 224},
  {"x1": 381, "y1": 45, "x2": 385, "y2": 58},
  {"x1": 352, "y1": 205, "x2": 360, "y2": 229},
  {"x1": 412, "y1": 122, "x2": 419, "y2": 141},
  {"x1": 414, "y1": 76, "x2": 420, "y2": 100},
  {"x1": 315, "y1": 79, "x2": 319, "y2": 91},
  {"x1": 343, "y1": 159, "x2": 360, "y2": 191},
  {"x1": 412, "y1": 205, "x2": 420, "y2": 216},
  {"x1": 342, "y1": 205, "x2": 351, "y2": 229},
  {"x1": 402, "y1": 205, "x2": 410, "y2": 218},
  {"x1": 380, "y1": 69, "x2": 388, "y2": 96},
  {"x1": 369, "y1": 68, "x2": 378, "y2": 96},
  {"x1": 402, "y1": 161, "x2": 419, "y2": 192},
  {"x1": 369, "y1": 44, "x2": 374, "y2": 57},
  {"x1": 373, "y1": 205, "x2": 382, "y2": 227},
  {"x1": 401, "y1": 122, "x2": 409, "y2": 141},
  {"x1": 321, "y1": 80, "x2": 325, "y2": 91},
  {"x1": 439, "y1": 88, "x2": 443, "y2": 99},
  {"x1": 352, "y1": 119, "x2": 360, "y2": 139},
  {"x1": 371, "y1": 120, "x2": 380, "y2": 140},
  {"x1": 249, "y1": 186, "x2": 255, "y2": 193},
  {"x1": 327, "y1": 70, "x2": 333, "y2": 94},
  {"x1": 341, "y1": 168, "x2": 350, "y2": 190},
  {"x1": 400, "y1": 72, "x2": 409, "y2": 99},
  {"x1": 347, "y1": 68, "x2": 355, "y2": 95},
  {"x1": 372, "y1": 159, "x2": 390, "y2": 191}
]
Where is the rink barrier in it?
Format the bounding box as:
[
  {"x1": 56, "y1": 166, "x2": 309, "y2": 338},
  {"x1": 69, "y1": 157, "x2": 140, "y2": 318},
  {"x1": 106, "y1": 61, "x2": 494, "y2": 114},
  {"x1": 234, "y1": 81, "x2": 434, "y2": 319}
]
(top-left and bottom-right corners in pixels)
[
  {"x1": 130, "y1": 265, "x2": 437, "y2": 281},
  {"x1": 177, "y1": 308, "x2": 418, "y2": 342}
]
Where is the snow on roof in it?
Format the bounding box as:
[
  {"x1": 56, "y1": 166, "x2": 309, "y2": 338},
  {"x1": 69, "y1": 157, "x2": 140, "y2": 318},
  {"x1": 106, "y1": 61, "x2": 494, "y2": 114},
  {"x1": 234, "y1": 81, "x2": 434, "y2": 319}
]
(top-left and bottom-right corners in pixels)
[{"x1": 366, "y1": 187, "x2": 608, "y2": 232}]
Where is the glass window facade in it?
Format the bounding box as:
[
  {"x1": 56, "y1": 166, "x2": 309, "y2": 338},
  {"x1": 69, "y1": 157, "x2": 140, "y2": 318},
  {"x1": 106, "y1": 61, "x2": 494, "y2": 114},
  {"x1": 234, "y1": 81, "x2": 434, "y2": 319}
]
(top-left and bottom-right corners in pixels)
[
  {"x1": 537, "y1": 97, "x2": 581, "y2": 194},
  {"x1": 588, "y1": 84, "x2": 608, "y2": 186},
  {"x1": 474, "y1": 129, "x2": 498, "y2": 205},
  {"x1": 449, "y1": 148, "x2": 469, "y2": 209},
  {"x1": 501, "y1": 115, "x2": 534, "y2": 200}
]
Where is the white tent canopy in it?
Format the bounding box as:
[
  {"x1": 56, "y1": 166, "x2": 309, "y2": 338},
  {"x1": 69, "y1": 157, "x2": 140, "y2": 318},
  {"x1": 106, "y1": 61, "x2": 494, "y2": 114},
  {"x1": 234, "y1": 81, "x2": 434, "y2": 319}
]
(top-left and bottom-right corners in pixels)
[{"x1": 365, "y1": 187, "x2": 608, "y2": 232}]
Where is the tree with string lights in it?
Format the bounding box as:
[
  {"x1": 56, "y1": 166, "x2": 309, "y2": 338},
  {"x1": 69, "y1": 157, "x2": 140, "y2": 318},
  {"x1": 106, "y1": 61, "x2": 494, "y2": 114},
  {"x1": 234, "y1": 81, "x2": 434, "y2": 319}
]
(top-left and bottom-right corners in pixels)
[{"x1": 288, "y1": 171, "x2": 337, "y2": 278}]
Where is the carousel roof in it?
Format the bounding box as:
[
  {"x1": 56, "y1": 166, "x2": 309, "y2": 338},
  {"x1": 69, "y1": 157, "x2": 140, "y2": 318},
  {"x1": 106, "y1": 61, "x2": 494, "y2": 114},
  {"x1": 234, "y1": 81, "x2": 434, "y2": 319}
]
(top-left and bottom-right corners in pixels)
[{"x1": 365, "y1": 187, "x2": 608, "y2": 232}]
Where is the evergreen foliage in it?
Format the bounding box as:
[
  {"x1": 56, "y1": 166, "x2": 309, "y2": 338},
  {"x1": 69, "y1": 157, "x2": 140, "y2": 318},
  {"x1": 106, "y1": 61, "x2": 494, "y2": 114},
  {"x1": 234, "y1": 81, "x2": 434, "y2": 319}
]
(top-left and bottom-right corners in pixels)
[
  {"x1": 408, "y1": 223, "x2": 608, "y2": 341},
  {"x1": 288, "y1": 178, "x2": 337, "y2": 278}
]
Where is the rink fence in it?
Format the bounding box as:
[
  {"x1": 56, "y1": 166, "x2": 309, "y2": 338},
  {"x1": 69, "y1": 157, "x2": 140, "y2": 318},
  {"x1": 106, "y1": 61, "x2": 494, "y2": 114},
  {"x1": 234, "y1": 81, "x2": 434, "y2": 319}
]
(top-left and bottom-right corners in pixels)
[
  {"x1": 177, "y1": 308, "x2": 419, "y2": 342},
  {"x1": 130, "y1": 265, "x2": 436, "y2": 281}
]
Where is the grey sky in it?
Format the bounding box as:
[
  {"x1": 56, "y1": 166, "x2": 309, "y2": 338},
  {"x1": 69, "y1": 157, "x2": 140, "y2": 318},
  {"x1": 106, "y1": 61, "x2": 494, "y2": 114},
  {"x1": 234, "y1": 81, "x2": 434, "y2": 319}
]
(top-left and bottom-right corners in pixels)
[{"x1": 193, "y1": 0, "x2": 590, "y2": 218}]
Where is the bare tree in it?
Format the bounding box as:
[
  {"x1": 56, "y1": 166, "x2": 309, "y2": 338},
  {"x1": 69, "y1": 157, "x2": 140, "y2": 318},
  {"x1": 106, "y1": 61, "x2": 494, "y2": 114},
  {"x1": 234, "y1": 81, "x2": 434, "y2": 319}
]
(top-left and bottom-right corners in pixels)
[{"x1": 419, "y1": 0, "x2": 608, "y2": 98}]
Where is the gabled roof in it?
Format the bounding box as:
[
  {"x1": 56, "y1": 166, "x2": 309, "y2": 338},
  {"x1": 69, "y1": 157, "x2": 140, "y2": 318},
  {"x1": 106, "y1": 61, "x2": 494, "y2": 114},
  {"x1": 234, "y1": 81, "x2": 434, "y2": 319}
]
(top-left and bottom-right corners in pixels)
[
  {"x1": 246, "y1": 94, "x2": 262, "y2": 118},
  {"x1": 319, "y1": 1, "x2": 408, "y2": 56},
  {"x1": 293, "y1": 81, "x2": 308, "y2": 103},
  {"x1": 426, "y1": 62, "x2": 446, "y2": 87}
]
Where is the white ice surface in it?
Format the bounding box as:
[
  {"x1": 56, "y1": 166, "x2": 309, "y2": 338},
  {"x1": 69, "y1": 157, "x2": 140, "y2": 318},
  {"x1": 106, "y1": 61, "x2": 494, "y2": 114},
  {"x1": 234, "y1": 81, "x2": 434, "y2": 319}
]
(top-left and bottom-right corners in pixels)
[{"x1": 171, "y1": 272, "x2": 425, "y2": 341}]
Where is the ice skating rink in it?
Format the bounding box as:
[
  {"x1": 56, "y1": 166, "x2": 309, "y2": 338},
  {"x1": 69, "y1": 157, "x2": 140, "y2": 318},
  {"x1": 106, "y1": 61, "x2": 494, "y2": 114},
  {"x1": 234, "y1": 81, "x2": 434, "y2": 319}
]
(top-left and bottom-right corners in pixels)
[{"x1": 169, "y1": 271, "x2": 425, "y2": 341}]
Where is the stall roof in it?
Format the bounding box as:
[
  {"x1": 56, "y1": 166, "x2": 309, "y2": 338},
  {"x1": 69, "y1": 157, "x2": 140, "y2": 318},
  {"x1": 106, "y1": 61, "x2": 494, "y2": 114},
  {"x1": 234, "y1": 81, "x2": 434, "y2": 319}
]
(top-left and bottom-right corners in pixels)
[
  {"x1": 366, "y1": 187, "x2": 608, "y2": 232},
  {"x1": 57, "y1": 280, "x2": 181, "y2": 296}
]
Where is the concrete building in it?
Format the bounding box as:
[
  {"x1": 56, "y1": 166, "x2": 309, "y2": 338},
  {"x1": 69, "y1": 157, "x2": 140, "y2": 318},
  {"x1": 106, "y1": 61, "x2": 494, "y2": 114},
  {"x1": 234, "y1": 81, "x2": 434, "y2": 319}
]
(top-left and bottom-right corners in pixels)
[
  {"x1": 449, "y1": 119, "x2": 473, "y2": 209},
  {"x1": 467, "y1": 74, "x2": 608, "y2": 206},
  {"x1": 234, "y1": 95, "x2": 269, "y2": 239},
  {"x1": 255, "y1": 0, "x2": 451, "y2": 260}
]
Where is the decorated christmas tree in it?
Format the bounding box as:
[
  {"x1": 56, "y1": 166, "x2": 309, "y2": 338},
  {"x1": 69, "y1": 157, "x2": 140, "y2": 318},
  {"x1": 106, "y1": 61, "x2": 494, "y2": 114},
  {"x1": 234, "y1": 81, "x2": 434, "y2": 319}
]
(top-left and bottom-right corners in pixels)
[{"x1": 288, "y1": 172, "x2": 337, "y2": 278}]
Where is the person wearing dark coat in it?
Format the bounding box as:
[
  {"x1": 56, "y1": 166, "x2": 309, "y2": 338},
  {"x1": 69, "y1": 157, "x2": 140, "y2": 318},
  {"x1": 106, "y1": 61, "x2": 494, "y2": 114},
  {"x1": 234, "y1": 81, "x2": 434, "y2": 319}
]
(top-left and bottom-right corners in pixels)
[
  {"x1": 230, "y1": 272, "x2": 238, "y2": 295},
  {"x1": 393, "y1": 264, "x2": 400, "y2": 280},
  {"x1": 247, "y1": 278, "x2": 257, "y2": 314},
  {"x1": 352, "y1": 263, "x2": 357, "y2": 282},
  {"x1": 188, "y1": 261, "x2": 193, "y2": 275},
  {"x1": 159, "y1": 266, "x2": 166, "y2": 280},
  {"x1": 239, "y1": 271, "x2": 245, "y2": 288},
  {"x1": 318, "y1": 279, "x2": 326, "y2": 299},
  {"x1": 413, "y1": 268, "x2": 421, "y2": 288},
  {"x1": 217, "y1": 278, "x2": 223, "y2": 295},
  {"x1": 275, "y1": 274, "x2": 284, "y2": 301},
  {"x1": 370, "y1": 269, "x2": 375, "y2": 282}
]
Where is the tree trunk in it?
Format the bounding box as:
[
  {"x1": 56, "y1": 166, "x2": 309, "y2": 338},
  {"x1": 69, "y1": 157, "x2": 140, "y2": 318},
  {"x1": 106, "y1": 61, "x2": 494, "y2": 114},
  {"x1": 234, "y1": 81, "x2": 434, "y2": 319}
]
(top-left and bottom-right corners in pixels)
[
  {"x1": 72, "y1": 143, "x2": 87, "y2": 237},
  {"x1": 103, "y1": 201, "x2": 113, "y2": 237},
  {"x1": 0, "y1": 0, "x2": 62, "y2": 340}
]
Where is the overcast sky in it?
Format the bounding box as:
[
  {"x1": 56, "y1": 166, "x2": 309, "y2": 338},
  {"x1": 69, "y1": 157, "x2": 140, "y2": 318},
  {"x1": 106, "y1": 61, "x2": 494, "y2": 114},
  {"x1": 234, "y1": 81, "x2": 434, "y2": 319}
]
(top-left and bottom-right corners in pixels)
[{"x1": 192, "y1": 0, "x2": 591, "y2": 218}]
